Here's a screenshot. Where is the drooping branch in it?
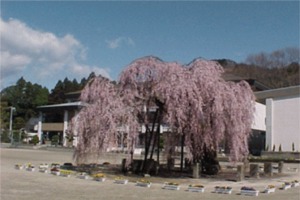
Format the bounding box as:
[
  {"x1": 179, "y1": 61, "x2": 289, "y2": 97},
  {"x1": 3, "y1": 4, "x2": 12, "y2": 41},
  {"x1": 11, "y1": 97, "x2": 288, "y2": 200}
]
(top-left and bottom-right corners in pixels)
[{"x1": 70, "y1": 56, "x2": 255, "y2": 168}]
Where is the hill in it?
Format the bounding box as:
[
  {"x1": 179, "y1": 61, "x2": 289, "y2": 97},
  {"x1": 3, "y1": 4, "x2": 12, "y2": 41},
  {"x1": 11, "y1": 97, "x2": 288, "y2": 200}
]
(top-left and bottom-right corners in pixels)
[{"x1": 215, "y1": 59, "x2": 300, "y2": 89}]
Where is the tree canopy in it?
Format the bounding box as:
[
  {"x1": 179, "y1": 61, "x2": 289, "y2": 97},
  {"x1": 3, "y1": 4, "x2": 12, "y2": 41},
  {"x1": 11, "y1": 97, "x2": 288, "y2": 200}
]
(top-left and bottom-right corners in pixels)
[
  {"x1": 70, "y1": 56, "x2": 255, "y2": 164},
  {"x1": 0, "y1": 77, "x2": 49, "y2": 130},
  {"x1": 48, "y1": 72, "x2": 96, "y2": 105},
  {"x1": 245, "y1": 47, "x2": 299, "y2": 68}
]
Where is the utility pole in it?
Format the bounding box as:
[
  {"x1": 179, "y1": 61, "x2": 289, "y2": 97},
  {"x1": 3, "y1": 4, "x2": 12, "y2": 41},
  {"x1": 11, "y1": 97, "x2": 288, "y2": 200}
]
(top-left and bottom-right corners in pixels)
[{"x1": 9, "y1": 106, "x2": 16, "y2": 145}]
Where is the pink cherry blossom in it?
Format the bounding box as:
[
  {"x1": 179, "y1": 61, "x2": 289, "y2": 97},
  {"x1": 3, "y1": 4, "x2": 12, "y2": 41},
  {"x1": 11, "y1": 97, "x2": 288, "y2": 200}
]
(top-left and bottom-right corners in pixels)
[{"x1": 70, "y1": 56, "x2": 255, "y2": 165}]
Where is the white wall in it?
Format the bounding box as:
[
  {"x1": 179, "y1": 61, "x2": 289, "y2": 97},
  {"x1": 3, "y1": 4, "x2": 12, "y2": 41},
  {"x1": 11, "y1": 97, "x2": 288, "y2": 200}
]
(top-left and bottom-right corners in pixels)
[
  {"x1": 266, "y1": 95, "x2": 300, "y2": 151},
  {"x1": 252, "y1": 102, "x2": 266, "y2": 131}
]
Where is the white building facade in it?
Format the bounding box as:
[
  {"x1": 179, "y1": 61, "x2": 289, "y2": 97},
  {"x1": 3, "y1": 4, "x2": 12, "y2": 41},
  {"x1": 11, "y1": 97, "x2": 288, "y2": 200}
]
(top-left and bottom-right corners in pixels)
[
  {"x1": 252, "y1": 102, "x2": 266, "y2": 131},
  {"x1": 37, "y1": 102, "x2": 84, "y2": 147},
  {"x1": 255, "y1": 85, "x2": 300, "y2": 152}
]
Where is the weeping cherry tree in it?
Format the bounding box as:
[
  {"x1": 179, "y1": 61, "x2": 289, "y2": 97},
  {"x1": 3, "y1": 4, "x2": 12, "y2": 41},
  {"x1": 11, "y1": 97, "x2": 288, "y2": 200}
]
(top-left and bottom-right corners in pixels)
[{"x1": 69, "y1": 56, "x2": 255, "y2": 174}]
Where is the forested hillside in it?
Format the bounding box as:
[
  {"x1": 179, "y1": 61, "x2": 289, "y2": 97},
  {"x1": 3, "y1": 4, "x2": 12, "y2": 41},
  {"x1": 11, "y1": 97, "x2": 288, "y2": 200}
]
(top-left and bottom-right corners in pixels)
[
  {"x1": 0, "y1": 72, "x2": 96, "y2": 131},
  {"x1": 217, "y1": 47, "x2": 299, "y2": 89},
  {"x1": 218, "y1": 60, "x2": 299, "y2": 89}
]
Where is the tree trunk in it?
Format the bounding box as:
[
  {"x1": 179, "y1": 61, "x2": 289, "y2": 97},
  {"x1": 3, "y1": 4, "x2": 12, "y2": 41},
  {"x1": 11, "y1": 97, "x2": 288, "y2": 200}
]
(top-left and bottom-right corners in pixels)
[
  {"x1": 156, "y1": 125, "x2": 160, "y2": 165},
  {"x1": 180, "y1": 134, "x2": 185, "y2": 172},
  {"x1": 142, "y1": 109, "x2": 158, "y2": 173},
  {"x1": 142, "y1": 125, "x2": 149, "y2": 172},
  {"x1": 201, "y1": 147, "x2": 220, "y2": 175},
  {"x1": 149, "y1": 131, "x2": 157, "y2": 160},
  {"x1": 150, "y1": 109, "x2": 161, "y2": 160}
]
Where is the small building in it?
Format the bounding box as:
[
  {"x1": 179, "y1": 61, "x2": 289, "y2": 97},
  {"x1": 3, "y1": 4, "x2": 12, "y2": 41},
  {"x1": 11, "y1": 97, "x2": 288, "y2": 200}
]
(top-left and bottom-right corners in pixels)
[
  {"x1": 255, "y1": 85, "x2": 300, "y2": 152},
  {"x1": 37, "y1": 101, "x2": 84, "y2": 146}
]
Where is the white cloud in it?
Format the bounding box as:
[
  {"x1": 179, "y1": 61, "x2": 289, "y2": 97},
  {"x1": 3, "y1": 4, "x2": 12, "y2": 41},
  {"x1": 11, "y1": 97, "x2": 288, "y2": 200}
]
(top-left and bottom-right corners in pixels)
[
  {"x1": 71, "y1": 64, "x2": 111, "y2": 79},
  {"x1": 0, "y1": 17, "x2": 110, "y2": 89},
  {"x1": 106, "y1": 37, "x2": 135, "y2": 49},
  {"x1": 1, "y1": 51, "x2": 31, "y2": 73}
]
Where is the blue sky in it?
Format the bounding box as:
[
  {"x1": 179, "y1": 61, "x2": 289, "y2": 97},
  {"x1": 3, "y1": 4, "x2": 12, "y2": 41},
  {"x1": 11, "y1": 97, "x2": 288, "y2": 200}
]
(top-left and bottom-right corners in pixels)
[{"x1": 1, "y1": 1, "x2": 299, "y2": 90}]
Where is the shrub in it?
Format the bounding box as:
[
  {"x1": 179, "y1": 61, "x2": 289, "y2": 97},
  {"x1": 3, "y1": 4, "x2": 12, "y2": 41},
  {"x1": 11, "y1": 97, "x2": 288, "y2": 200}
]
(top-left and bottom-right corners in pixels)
[
  {"x1": 272, "y1": 144, "x2": 276, "y2": 152},
  {"x1": 51, "y1": 135, "x2": 60, "y2": 146},
  {"x1": 279, "y1": 144, "x2": 282, "y2": 152},
  {"x1": 31, "y1": 135, "x2": 39, "y2": 145},
  {"x1": 292, "y1": 143, "x2": 295, "y2": 152},
  {"x1": 0, "y1": 130, "x2": 11, "y2": 143}
]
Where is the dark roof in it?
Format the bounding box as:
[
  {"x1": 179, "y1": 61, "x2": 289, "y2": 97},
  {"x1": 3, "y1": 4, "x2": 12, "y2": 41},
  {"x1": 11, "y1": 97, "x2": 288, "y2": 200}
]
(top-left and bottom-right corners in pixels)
[
  {"x1": 222, "y1": 74, "x2": 271, "y2": 91},
  {"x1": 254, "y1": 85, "x2": 300, "y2": 100},
  {"x1": 222, "y1": 73, "x2": 248, "y2": 81}
]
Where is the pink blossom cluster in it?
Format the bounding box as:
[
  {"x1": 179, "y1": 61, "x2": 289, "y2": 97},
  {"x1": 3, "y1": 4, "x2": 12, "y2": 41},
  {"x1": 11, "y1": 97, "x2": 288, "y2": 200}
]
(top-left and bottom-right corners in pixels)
[{"x1": 70, "y1": 56, "x2": 255, "y2": 164}]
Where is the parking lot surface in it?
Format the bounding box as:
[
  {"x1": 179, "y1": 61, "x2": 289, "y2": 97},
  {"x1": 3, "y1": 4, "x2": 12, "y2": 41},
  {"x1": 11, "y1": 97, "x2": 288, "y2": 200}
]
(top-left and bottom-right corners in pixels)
[{"x1": 1, "y1": 147, "x2": 300, "y2": 200}]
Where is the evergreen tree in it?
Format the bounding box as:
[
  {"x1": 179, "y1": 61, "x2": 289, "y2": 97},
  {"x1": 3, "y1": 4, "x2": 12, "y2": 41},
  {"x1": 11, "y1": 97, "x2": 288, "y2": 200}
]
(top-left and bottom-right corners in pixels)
[
  {"x1": 48, "y1": 80, "x2": 65, "y2": 104},
  {"x1": 49, "y1": 77, "x2": 83, "y2": 104},
  {"x1": 0, "y1": 77, "x2": 49, "y2": 130}
]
